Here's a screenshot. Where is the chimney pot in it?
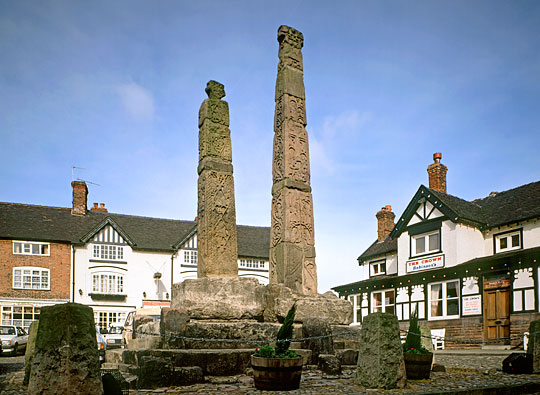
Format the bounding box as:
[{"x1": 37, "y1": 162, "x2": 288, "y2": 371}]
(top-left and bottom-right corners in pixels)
[
  {"x1": 100, "y1": 203, "x2": 105, "y2": 208},
  {"x1": 93, "y1": 203, "x2": 98, "y2": 209}
]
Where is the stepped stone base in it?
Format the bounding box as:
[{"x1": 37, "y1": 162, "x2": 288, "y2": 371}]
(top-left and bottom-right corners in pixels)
[{"x1": 172, "y1": 277, "x2": 352, "y2": 325}]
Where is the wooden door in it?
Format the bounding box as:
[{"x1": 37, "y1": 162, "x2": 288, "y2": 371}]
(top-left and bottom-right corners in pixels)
[{"x1": 484, "y1": 288, "x2": 510, "y2": 344}]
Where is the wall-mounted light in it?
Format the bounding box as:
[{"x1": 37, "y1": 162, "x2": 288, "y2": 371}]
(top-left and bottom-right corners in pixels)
[
  {"x1": 143, "y1": 292, "x2": 146, "y2": 298},
  {"x1": 166, "y1": 293, "x2": 169, "y2": 299},
  {"x1": 78, "y1": 289, "x2": 83, "y2": 296},
  {"x1": 153, "y1": 272, "x2": 162, "y2": 280}
]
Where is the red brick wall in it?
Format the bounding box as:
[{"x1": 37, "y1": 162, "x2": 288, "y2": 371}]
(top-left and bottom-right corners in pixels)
[
  {"x1": 0, "y1": 239, "x2": 71, "y2": 300},
  {"x1": 399, "y1": 313, "x2": 539, "y2": 349}
]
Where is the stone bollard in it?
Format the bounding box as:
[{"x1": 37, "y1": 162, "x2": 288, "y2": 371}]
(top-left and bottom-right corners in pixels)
[
  {"x1": 355, "y1": 313, "x2": 406, "y2": 389},
  {"x1": 23, "y1": 320, "x2": 39, "y2": 386},
  {"x1": 28, "y1": 303, "x2": 103, "y2": 395},
  {"x1": 527, "y1": 319, "x2": 540, "y2": 373}
]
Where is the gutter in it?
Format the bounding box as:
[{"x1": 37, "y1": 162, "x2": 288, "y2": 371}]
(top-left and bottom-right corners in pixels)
[{"x1": 71, "y1": 245, "x2": 76, "y2": 302}]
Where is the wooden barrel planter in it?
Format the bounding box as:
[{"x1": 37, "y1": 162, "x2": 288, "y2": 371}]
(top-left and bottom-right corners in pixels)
[
  {"x1": 251, "y1": 355, "x2": 303, "y2": 390},
  {"x1": 403, "y1": 352, "x2": 433, "y2": 379}
]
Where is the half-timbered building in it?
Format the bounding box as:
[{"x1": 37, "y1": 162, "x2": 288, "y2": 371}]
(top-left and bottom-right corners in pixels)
[
  {"x1": 333, "y1": 153, "x2": 540, "y2": 348},
  {"x1": 1, "y1": 181, "x2": 270, "y2": 331}
]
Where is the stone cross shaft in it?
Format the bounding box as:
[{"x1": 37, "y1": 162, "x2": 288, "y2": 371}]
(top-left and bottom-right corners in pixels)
[
  {"x1": 270, "y1": 25, "x2": 317, "y2": 295},
  {"x1": 197, "y1": 80, "x2": 238, "y2": 277}
]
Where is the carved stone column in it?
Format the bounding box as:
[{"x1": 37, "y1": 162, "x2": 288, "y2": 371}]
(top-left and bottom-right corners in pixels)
[
  {"x1": 270, "y1": 26, "x2": 317, "y2": 295},
  {"x1": 197, "y1": 80, "x2": 238, "y2": 277}
]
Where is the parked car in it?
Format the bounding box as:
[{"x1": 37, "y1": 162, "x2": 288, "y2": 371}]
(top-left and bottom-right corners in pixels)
[
  {"x1": 104, "y1": 323, "x2": 124, "y2": 349},
  {"x1": 0, "y1": 325, "x2": 28, "y2": 356},
  {"x1": 96, "y1": 326, "x2": 106, "y2": 362}
]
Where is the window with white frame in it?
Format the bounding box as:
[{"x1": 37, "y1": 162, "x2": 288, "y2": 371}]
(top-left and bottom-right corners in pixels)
[
  {"x1": 92, "y1": 244, "x2": 124, "y2": 261},
  {"x1": 13, "y1": 241, "x2": 50, "y2": 256},
  {"x1": 13, "y1": 267, "x2": 50, "y2": 290},
  {"x1": 370, "y1": 259, "x2": 386, "y2": 276},
  {"x1": 412, "y1": 230, "x2": 440, "y2": 257},
  {"x1": 239, "y1": 259, "x2": 265, "y2": 269},
  {"x1": 495, "y1": 230, "x2": 522, "y2": 253},
  {"x1": 183, "y1": 250, "x2": 198, "y2": 265},
  {"x1": 1, "y1": 305, "x2": 41, "y2": 330},
  {"x1": 92, "y1": 273, "x2": 124, "y2": 294},
  {"x1": 94, "y1": 311, "x2": 126, "y2": 332},
  {"x1": 371, "y1": 290, "x2": 395, "y2": 314},
  {"x1": 428, "y1": 280, "x2": 459, "y2": 320}
]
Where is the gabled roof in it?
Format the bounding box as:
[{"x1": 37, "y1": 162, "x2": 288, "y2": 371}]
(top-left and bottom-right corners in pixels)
[
  {"x1": 390, "y1": 181, "x2": 540, "y2": 238},
  {"x1": 0, "y1": 202, "x2": 271, "y2": 257}
]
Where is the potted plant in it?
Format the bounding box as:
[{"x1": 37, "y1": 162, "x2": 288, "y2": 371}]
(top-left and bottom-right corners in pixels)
[
  {"x1": 251, "y1": 304, "x2": 303, "y2": 390},
  {"x1": 402, "y1": 309, "x2": 433, "y2": 379}
]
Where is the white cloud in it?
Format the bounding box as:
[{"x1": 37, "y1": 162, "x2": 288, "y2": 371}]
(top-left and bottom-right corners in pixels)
[
  {"x1": 310, "y1": 110, "x2": 372, "y2": 173},
  {"x1": 115, "y1": 83, "x2": 155, "y2": 120}
]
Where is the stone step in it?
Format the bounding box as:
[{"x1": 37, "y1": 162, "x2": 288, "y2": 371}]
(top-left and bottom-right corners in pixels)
[{"x1": 101, "y1": 362, "x2": 132, "y2": 373}]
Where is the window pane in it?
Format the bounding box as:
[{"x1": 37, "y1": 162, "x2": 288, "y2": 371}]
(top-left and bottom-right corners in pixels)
[
  {"x1": 446, "y1": 281, "x2": 459, "y2": 298},
  {"x1": 431, "y1": 284, "x2": 442, "y2": 300},
  {"x1": 416, "y1": 237, "x2": 425, "y2": 254},
  {"x1": 512, "y1": 234, "x2": 520, "y2": 248},
  {"x1": 42, "y1": 245, "x2": 49, "y2": 255},
  {"x1": 429, "y1": 233, "x2": 439, "y2": 251},
  {"x1": 31, "y1": 244, "x2": 39, "y2": 254},
  {"x1": 381, "y1": 262, "x2": 386, "y2": 273},
  {"x1": 385, "y1": 305, "x2": 395, "y2": 315},
  {"x1": 385, "y1": 291, "x2": 395, "y2": 305},
  {"x1": 14, "y1": 243, "x2": 22, "y2": 253},
  {"x1": 500, "y1": 237, "x2": 507, "y2": 249},
  {"x1": 447, "y1": 299, "x2": 459, "y2": 316},
  {"x1": 373, "y1": 292, "x2": 382, "y2": 306},
  {"x1": 431, "y1": 301, "x2": 442, "y2": 317}
]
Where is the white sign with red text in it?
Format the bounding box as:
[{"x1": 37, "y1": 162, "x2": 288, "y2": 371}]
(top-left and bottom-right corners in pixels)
[
  {"x1": 406, "y1": 254, "x2": 444, "y2": 273},
  {"x1": 462, "y1": 295, "x2": 482, "y2": 315}
]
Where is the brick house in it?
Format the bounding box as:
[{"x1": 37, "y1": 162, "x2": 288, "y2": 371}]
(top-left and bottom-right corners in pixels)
[
  {"x1": 1, "y1": 181, "x2": 270, "y2": 331},
  {"x1": 333, "y1": 153, "x2": 540, "y2": 349}
]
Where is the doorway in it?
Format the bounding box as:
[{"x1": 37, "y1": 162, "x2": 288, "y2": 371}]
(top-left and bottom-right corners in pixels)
[{"x1": 483, "y1": 280, "x2": 510, "y2": 345}]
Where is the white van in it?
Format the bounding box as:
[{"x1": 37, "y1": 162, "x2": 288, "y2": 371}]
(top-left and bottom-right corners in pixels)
[{"x1": 122, "y1": 307, "x2": 161, "y2": 347}]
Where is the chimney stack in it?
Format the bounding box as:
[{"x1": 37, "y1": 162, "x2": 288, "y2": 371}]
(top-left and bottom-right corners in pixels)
[
  {"x1": 71, "y1": 181, "x2": 88, "y2": 216},
  {"x1": 427, "y1": 152, "x2": 447, "y2": 194},
  {"x1": 90, "y1": 202, "x2": 108, "y2": 213},
  {"x1": 376, "y1": 205, "x2": 395, "y2": 242}
]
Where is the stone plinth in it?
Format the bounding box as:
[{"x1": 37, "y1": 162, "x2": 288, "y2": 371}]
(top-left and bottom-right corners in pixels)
[
  {"x1": 355, "y1": 313, "x2": 406, "y2": 389},
  {"x1": 171, "y1": 277, "x2": 352, "y2": 325},
  {"x1": 27, "y1": 303, "x2": 103, "y2": 395},
  {"x1": 528, "y1": 319, "x2": 540, "y2": 373}
]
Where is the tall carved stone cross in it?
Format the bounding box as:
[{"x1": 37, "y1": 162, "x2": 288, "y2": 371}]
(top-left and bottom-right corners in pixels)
[
  {"x1": 197, "y1": 80, "x2": 238, "y2": 277},
  {"x1": 270, "y1": 26, "x2": 318, "y2": 295}
]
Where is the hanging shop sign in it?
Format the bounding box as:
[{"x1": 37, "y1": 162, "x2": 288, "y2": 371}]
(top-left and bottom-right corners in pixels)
[
  {"x1": 406, "y1": 254, "x2": 444, "y2": 273},
  {"x1": 462, "y1": 294, "x2": 482, "y2": 315}
]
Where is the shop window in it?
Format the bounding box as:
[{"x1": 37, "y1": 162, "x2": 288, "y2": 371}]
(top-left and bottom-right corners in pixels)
[
  {"x1": 1, "y1": 305, "x2": 41, "y2": 330},
  {"x1": 94, "y1": 311, "x2": 126, "y2": 332},
  {"x1": 411, "y1": 230, "x2": 440, "y2": 257},
  {"x1": 371, "y1": 290, "x2": 395, "y2": 314},
  {"x1": 494, "y1": 230, "x2": 522, "y2": 253},
  {"x1": 428, "y1": 280, "x2": 460, "y2": 320},
  {"x1": 370, "y1": 259, "x2": 386, "y2": 276},
  {"x1": 13, "y1": 241, "x2": 50, "y2": 256},
  {"x1": 13, "y1": 267, "x2": 50, "y2": 290}
]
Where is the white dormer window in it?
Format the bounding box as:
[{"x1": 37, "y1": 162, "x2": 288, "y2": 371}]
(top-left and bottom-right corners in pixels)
[
  {"x1": 370, "y1": 259, "x2": 386, "y2": 276},
  {"x1": 495, "y1": 230, "x2": 522, "y2": 253},
  {"x1": 92, "y1": 244, "x2": 124, "y2": 261},
  {"x1": 412, "y1": 230, "x2": 440, "y2": 257}
]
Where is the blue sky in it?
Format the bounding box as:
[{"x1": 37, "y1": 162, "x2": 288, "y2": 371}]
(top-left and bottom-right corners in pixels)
[{"x1": 1, "y1": 1, "x2": 539, "y2": 292}]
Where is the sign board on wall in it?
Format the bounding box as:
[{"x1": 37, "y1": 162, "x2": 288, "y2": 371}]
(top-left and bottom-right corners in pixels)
[
  {"x1": 406, "y1": 254, "x2": 444, "y2": 273},
  {"x1": 462, "y1": 294, "x2": 482, "y2": 315}
]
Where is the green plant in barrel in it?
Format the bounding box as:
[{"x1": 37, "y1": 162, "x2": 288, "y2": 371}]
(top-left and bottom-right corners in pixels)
[
  {"x1": 253, "y1": 304, "x2": 299, "y2": 358},
  {"x1": 403, "y1": 309, "x2": 430, "y2": 354}
]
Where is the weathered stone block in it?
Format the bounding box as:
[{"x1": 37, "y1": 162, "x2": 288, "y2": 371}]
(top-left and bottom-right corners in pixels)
[
  {"x1": 198, "y1": 99, "x2": 229, "y2": 127},
  {"x1": 355, "y1": 313, "x2": 406, "y2": 389},
  {"x1": 170, "y1": 366, "x2": 204, "y2": 386},
  {"x1": 336, "y1": 349, "x2": 358, "y2": 366},
  {"x1": 528, "y1": 319, "x2": 540, "y2": 373},
  {"x1": 138, "y1": 356, "x2": 172, "y2": 389},
  {"x1": 302, "y1": 318, "x2": 334, "y2": 364},
  {"x1": 28, "y1": 303, "x2": 103, "y2": 395},
  {"x1": 23, "y1": 320, "x2": 38, "y2": 385},
  {"x1": 172, "y1": 277, "x2": 266, "y2": 320},
  {"x1": 161, "y1": 307, "x2": 190, "y2": 349},
  {"x1": 318, "y1": 354, "x2": 341, "y2": 375}
]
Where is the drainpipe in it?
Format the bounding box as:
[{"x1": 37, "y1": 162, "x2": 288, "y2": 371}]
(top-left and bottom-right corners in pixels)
[
  {"x1": 170, "y1": 253, "x2": 175, "y2": 302},
  {"x1": 71, "y1": 245, "x2": 76, "y2": 302}
]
